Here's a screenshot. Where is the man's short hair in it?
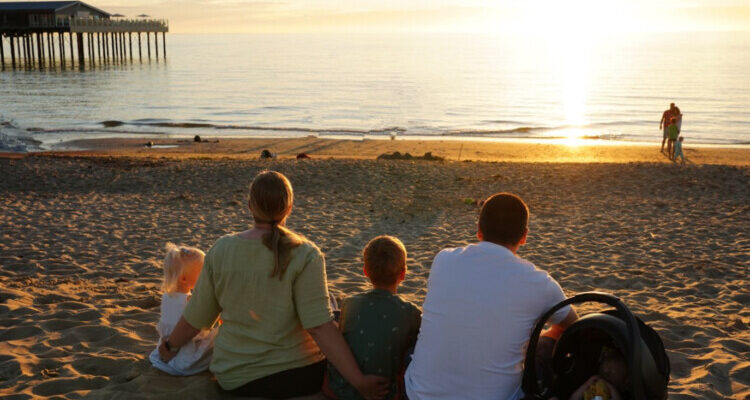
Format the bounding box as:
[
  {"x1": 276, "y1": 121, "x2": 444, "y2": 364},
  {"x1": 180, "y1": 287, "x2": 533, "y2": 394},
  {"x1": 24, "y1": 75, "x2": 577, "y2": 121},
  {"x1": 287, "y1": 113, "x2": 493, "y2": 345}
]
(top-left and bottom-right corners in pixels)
[
  {"x1": 479, "y1": 193, "x2": 529, "y2": 246},
  {"x1": 363, "y1": 236, "x2": 406, "y2": 286},
  {"x1": 670, "y1": 103, "x2": 675, "y2": 107}
]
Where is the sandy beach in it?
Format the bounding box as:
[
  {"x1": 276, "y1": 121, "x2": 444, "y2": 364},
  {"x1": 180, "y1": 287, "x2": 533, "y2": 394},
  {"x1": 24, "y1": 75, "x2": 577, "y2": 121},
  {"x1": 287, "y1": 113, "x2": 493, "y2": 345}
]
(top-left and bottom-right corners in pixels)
[{"x1": 1, "y1": 138, "x2": 748, "y2": 399}]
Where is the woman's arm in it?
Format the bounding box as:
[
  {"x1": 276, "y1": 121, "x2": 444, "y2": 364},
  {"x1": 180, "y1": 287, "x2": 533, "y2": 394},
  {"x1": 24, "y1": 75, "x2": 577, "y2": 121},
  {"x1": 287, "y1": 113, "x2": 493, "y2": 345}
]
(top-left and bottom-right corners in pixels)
[
  {"x1": 307, "y1": 321, "x2": 389, "y2": 400},
  {"x1": 158, "y1": 316, "x2": 201, "y2": 362}
]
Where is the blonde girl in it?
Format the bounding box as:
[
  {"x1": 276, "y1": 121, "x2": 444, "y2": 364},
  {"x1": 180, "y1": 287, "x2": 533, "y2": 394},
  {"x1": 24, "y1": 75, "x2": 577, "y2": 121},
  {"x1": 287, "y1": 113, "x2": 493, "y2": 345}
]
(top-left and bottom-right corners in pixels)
[
  {"x1": 149, "y1": 243, "x2": 218, "y2": 375},
  {"x1": 157, "y1": 171, "x2": 388, "y2": 399}
]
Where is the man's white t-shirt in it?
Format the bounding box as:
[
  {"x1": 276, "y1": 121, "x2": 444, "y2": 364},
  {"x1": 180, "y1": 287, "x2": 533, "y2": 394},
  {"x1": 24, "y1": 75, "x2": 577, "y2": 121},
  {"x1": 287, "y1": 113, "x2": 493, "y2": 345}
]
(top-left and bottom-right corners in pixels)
[{"x1": 405, "y1": 241, "x2": 571, "y2": 400}]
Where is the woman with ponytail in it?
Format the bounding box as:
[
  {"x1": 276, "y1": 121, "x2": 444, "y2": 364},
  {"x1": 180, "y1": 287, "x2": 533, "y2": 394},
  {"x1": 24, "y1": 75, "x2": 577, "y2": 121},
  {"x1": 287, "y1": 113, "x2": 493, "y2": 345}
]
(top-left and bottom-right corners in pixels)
[{"x1": 158, "y1": 171, "x2": 388, "y2": 399}]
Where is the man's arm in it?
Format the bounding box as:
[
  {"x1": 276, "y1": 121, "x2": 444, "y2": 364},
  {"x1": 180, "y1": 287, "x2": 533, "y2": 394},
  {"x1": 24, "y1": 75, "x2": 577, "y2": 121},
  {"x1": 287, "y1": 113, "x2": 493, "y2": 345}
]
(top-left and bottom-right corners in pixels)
[{"x1": 542, "y1": 308, "x2": 578, "y2": 341}]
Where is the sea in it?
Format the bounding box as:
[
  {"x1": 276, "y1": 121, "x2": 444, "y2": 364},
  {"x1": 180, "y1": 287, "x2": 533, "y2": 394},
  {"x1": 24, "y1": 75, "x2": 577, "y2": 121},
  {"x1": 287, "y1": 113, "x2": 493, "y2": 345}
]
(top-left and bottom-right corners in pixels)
[{"x1": 1, "y1": 31, "x2": 749, "y2": 151}]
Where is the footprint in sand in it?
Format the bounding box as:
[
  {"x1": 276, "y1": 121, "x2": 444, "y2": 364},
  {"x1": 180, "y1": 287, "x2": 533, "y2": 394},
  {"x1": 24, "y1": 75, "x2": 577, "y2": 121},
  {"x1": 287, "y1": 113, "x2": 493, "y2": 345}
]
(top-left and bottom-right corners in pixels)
[
  {"x1": 32, "y1": 376, "x2": 109, "y2": 397},
  {"x1": 0, "y1": 326, "x2": 44, "y2": 341}
]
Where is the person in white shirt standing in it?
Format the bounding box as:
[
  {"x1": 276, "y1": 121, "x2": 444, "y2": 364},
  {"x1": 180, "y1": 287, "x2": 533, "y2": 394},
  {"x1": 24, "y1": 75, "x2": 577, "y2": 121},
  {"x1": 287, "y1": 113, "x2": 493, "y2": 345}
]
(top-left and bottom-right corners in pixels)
[{"x1": 405, "y1": 192, "x2": 578, "y2": 400}]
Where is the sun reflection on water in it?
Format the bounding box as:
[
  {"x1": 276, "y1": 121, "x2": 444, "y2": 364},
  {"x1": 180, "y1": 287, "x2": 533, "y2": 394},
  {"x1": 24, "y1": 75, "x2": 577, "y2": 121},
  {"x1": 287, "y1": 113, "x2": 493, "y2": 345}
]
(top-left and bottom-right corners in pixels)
[{"x1": 539, "y1": 0, "x2": 597, "y2": 142}]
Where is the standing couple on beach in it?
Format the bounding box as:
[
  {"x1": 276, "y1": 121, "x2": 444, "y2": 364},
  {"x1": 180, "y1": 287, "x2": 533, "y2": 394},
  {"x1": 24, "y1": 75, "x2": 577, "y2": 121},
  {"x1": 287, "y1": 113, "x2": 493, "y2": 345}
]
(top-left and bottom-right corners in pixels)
[
  {"x1": 152, "y1": 170, "x2": 579, "y2": 400},
  {"x1": 660, "y1": 103, "x2": 685, "y2": 162}
]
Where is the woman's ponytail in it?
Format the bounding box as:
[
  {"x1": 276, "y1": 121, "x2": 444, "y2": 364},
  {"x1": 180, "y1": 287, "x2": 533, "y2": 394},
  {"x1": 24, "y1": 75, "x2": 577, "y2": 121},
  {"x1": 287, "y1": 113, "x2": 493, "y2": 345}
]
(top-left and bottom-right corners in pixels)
[{"x1": 249, "y1": 171, "x2": 304, "y2": 280}]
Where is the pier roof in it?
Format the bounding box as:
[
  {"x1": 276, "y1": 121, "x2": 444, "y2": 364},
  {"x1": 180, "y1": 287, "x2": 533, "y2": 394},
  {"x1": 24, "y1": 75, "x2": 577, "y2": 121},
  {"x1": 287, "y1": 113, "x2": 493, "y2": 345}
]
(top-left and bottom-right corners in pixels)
[{"x1": 0, "y1": 1, "x2": 110, "y2": 16}]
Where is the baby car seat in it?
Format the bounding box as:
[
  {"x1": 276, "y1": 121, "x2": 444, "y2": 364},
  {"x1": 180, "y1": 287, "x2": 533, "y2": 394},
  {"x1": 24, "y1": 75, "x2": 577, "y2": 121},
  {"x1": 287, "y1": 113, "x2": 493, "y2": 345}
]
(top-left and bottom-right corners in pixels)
[{"x1": 521, "y1": 292, "x2": 670, "y2": 400}]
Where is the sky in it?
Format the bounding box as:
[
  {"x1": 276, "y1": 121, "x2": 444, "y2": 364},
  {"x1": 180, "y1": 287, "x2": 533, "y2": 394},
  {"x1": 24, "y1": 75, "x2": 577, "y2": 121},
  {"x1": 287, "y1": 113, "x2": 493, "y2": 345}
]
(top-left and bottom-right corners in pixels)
[{"x1": 100, "y1": 0, "x2": 750, "y2": 34}]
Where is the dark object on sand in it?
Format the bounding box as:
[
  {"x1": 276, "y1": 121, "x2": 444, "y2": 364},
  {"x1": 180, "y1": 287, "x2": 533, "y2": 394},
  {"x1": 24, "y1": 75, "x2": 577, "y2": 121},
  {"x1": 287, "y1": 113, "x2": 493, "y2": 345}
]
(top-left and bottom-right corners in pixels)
[
  {"x1": 296, "y1": 153, "x2": 311, "y2": 159},
  {"x1": 260, "y1": 149, "x2": 275, "y2": 159},
  {"x1": 521, "y1": 292, "x2": 670, "y2": 400},
  {"x1": 194, "y1": 135, "x2": 202, "y2": 142},
  {"x1": 377, "y1": 151, "x2": 444, "y2": 161},
  {"x1": 145, "y1": 141, "x2": 154, "y2": 148}
]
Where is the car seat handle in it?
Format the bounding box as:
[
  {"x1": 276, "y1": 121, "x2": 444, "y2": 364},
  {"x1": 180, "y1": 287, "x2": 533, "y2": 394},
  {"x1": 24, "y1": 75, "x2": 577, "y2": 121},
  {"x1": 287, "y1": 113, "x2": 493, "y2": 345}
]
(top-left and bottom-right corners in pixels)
[{"x1": 521, "y1": 292, "x2": 644, "y2": 399}]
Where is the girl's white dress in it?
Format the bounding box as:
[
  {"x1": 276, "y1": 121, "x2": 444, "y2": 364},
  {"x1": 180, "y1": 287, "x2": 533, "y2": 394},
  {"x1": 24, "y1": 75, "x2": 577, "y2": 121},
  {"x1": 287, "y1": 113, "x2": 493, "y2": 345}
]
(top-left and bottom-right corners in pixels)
[{"x1": 149, "y1": 292, "x2": 219, "y2": 375}]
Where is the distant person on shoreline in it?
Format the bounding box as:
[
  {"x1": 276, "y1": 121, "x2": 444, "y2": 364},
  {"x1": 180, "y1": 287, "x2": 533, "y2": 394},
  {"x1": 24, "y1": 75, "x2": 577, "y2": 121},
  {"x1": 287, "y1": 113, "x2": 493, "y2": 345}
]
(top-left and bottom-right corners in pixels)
[
  {"x1": 673, "y1": 136, "x2": 686, "y2": 163},
  {"x1": 667, "y1": 117, "x2": 680, "y2": 160},
  {"x1": 405, "y1": 193, "x2": 578, "y2": 399},
  {"x1": 660, "y1": 103, "x2": 682, "y2": 153}
]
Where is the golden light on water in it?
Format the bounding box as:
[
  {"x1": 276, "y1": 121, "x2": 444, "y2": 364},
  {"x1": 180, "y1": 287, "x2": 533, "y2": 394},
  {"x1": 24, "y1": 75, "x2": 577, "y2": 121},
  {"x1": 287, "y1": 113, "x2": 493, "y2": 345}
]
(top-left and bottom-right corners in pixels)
[
  {"x1": 556, "y1": 129, "x2": 589, "y2": 147},
  {"x1": 537, "y1": 0, "x2": 604, "y2": 143}
]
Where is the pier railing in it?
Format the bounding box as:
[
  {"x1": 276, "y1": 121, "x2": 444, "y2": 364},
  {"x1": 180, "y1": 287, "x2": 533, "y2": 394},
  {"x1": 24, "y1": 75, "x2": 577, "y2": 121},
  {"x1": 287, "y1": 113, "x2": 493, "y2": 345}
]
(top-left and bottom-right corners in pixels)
[
  {"x1": 70, "y1": 18, "x2": 169, "y2": 33},
  {"x1": 28, "y1": 16, "x2": 71, "y2": 28}
]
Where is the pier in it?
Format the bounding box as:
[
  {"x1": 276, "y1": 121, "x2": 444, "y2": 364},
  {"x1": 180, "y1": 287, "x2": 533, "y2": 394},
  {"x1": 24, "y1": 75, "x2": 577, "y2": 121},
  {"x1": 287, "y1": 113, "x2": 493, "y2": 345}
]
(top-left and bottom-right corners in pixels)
[{"x1": 0, "y1": 1, "x2": 168, "y2": 70}]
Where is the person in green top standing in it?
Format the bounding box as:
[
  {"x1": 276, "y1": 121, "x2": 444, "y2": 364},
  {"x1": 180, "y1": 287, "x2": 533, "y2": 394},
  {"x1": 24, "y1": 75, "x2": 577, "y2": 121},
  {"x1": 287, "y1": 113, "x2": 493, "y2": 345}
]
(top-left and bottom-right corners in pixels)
[
  {"x1": 326, "y1": 236, "x2": 422, "y2": 400},
  {"x1": 666, "y1": 117, "x2": 680, "y2": 160},
  {"x1": 158, "y1": 171, "x2": 389, "y2": 400}
]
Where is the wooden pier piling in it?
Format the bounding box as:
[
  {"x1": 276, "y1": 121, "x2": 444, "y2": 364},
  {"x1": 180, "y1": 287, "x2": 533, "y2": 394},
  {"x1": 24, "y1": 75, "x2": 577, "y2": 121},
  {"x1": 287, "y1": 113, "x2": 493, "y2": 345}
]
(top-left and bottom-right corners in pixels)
[
  {"x1": 109, "y1": 32, "x2": 115, "y2": 62},
  {"x1": 119, "y1": 32, "x2": 124, "y2": 61},
  {"x1": 36, "y1": 33, "x2": 41, "y2": 66},
  {"x1": 47, "y1": 32, "x2": 53, "y2": 65},
  {"x1": 67, "y1": 32, "x2": 73, "y2": 66},
  {"x1": 58, "y1": 32, "x2": 64, "y2": 68},
  {"x1": 146, "y1": 30, "x2": 150, "y2": 61},
  {"x1": 87, "y1": 32, "x2": 93, "y2": 65},
  {"x1": 153, "y1": 32, "x2": 158, "y2": 62},
  {"x1": 10, "y1": 36, "x2": 16, "y2": 68},
  {"x1": 24, "y1": 35, "x2": 30, "y2": 67},
  {"x1": 76, "y1": 32, "x2": 84, "y2": 66}
]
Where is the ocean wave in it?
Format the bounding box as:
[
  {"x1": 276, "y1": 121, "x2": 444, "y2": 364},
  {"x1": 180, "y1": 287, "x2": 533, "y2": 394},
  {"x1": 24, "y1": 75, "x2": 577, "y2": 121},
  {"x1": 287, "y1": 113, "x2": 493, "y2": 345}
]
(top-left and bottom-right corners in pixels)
[
  {"x1": 0, "y1": 119, "x2": 42, "y2": 152},
  {"x1": 7, "y1": 117, "x2": 750, "y2": 146},
  {"x1": 99, "y1": 120, "x2": 408, "y2": 135}
]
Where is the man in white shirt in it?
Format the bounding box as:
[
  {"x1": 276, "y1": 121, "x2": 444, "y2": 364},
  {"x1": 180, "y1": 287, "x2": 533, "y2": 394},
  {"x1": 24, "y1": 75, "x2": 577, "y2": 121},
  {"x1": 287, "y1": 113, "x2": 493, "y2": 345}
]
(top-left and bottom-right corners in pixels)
[{"x1": 405, "y1": 192, "x2": 578, "y2": 400}]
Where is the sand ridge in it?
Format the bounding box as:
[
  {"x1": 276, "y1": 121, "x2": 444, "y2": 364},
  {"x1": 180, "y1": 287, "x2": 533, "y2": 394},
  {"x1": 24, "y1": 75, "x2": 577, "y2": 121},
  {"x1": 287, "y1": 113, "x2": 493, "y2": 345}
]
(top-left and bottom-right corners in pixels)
[{"x1": 0, "y1": 149, "x2": 748, "y2": 399}]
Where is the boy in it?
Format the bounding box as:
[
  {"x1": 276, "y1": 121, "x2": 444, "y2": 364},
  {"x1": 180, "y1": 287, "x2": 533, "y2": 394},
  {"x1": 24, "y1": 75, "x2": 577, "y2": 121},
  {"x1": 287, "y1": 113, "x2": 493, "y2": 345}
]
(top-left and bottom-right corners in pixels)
[
  {"x1": 666, "y1": 117, "x2": 680, "y2": 160},
  {"x1": 327, "y1": 236, "x2": 422, "y2": 400},
  {"x1": 673, "y1": 136, "x2": 685, "y2": 163}
]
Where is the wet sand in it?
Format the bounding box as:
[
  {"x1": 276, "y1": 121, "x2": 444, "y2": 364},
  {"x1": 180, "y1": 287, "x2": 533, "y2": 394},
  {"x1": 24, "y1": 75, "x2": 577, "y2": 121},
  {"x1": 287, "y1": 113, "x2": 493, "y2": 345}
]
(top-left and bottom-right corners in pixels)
[{"x1": 1, "y1": 138, "x2": 748, "y2": 399}]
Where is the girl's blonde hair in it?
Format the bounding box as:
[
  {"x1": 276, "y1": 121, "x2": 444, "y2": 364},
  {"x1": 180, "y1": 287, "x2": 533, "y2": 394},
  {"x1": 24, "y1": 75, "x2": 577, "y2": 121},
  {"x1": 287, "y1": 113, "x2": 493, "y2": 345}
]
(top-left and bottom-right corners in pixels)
[
  {"x1": 249, "y1": 171, "x2": 305, "y2": 279},
  {"x1": 162, "y1": 242, "x2": 205, "y2": 294}
]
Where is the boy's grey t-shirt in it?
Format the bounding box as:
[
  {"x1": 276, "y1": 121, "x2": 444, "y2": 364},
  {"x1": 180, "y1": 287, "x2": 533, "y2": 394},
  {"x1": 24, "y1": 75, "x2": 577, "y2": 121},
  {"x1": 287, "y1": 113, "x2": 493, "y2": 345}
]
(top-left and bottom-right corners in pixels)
[{"x1": 328, "y1": 289, "x2": 422, "y2": 400}]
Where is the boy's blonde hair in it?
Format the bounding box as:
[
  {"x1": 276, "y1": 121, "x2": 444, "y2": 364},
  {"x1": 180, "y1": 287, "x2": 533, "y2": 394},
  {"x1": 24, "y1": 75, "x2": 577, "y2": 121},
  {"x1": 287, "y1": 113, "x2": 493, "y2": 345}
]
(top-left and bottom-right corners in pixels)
[
  {"x1": 363, "y1": 236, "x2": 407, "y2": 286},
  {"x1": 162, "y1": 242, "x2": 205, "y2": 294}
]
